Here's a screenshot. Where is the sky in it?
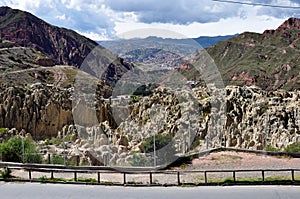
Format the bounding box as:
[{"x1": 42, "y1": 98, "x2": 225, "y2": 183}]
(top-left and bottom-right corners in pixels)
[{"x1": 1, "y1": 0, "x2": 300, "y2": 40}]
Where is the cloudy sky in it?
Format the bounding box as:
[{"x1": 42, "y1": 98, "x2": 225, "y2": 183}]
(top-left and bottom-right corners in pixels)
[{"x1": 1, "y1": 0, "x2": 300, "y2": 40}]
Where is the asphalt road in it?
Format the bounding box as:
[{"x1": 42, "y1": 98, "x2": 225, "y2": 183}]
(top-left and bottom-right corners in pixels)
[{"x1": 0, "y1": 183, "x2": 299, "y2": 199}]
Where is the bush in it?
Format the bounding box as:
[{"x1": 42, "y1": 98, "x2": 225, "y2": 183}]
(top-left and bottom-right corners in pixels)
[
  {"x1": 127, "y1": 153, "x2": 150, "y2": 167},
  {"x1": 285, "y1": 142, "x2": 300, "y2": 153},
  {"x1": 0, "y1": 136, "x2": 43, "y2": 163},
  {"x1": 0, "y1": 167, "x2": 12, "y2": 179},
  {"x1": 44, "y1": 137, "x2": 63, "y2": 146},
  {"x1": 141, "y1": 134, "x2": 176, "y2": 166},
  {"x1": 51, "y1": 154, "x2": 65, "y2": 165},
  {"x1": 141, "y1": 134, "x2": 172, "y2": 153},
  {"x1": 0, "y1": 127, "x2": 8, "y2": 135}
]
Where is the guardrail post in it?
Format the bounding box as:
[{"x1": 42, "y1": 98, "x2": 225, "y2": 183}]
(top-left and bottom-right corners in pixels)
[
  {"x1": 51, "y1": 171, "x2": 54, "y2": 179},
  {"x1": 98, "y1": 172, "x2": 100, "y2": 184},
  {"x1": 291, "y1": 170, "x2": 295, "y2": 182},
  {"x1": 74, "y1": 171, "x2": 77, "y2": 182},
  {"x1": 150, "y1": 172, "x2": 153, "y2": 184},
  {"x1": 233, "y1": 171, "x2": 236, "y2": 183},
  {"x1": 123, "y1": 173, "x2": 126, "y2": 185},
  {"x1": 177, "y1": 171, "x2": 181, "y2": 185},
  {"x1": 262, "y1": 170, "x2": 265, "y2": 182},
  {"x1": 28, "y1": 169, "x2": 32, "y2": 180},
  {"x1": 204, "y1": 171, "x2": 207, "y2": 184}
]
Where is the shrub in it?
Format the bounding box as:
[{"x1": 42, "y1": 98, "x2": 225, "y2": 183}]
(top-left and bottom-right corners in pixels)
[
  {"x1": 51, "y1": 154, "x2": 65, "y2": 165},
  {"x1": 0, "y1": 127, "x2": 8, "y2": 135},
  {"x1": 141, "y1": 134, "x2": 172, "y2": 153},
  {"x1": 0, "y1": 167, "x2": 12, "y2": 179},
  {"x1": 141, "y1": 134, "x2": 176, "y2": 166},
  {"x1": 0, "y1": 136, "x2": 43, "y2": 163},
  {"x1": 44, "y1": 137, "x2": 63, "y2": 146},
  {"x1": 127, "y1": 153, "x2": 150, "y2": 167}
]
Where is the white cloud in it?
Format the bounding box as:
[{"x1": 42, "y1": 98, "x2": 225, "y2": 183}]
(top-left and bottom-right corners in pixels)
[
  {"x1": 1, "y1": 0, "x2": 117, "y2": 39},
  {"x1": 114, "y1": 15, "x2": 285, "y2": 39},
  {"x1": 55, "y1": 14, "x2": 66, "y2": 20},
  {"x1": 1, "y1": 0, "x2": 299, "y2": 40}
]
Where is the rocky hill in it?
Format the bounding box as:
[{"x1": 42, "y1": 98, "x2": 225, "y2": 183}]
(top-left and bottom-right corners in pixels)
[
  {"x1": 204, "y1": 17, "x2": 300, "y2": 90},
  {"x1": 0, "y1": 6, "x2": 133, "y2": 86},
  {"x1": 0, "y1": 6, "x2": 96, "y2": 67}
]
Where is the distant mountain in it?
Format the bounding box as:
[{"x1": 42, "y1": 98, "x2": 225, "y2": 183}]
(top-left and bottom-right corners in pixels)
[
  {"x1": 202, "y1": 17, "x2": 300, "y2": 90},
  {"x1": 100, "y1": 35, "x2": 235, "y2": 67},
  {"x1": 193, "y1": 35, "x2": 237, "y2": 48}
]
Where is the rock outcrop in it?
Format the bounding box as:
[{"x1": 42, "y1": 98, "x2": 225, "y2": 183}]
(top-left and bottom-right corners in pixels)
[
  {"x1": 34, "y1": 85, "x2": 300, "y2": 166},
  {"x1": 0, "y1": 82, "x2": 117, "y2": 140}
]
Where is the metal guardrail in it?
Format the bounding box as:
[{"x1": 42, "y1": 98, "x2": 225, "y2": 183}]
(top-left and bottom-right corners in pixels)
[
  {"x1": 1, "y1": 147, "x2": 300, "y2": 186},
  {"x1": 1, "y1": 162, "x2": 300, "y2": 186}
]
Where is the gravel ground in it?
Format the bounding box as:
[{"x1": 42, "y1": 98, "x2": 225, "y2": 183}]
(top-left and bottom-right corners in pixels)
[{"x1": 180, "y1": 151, "x2": 300, "y2": 182}]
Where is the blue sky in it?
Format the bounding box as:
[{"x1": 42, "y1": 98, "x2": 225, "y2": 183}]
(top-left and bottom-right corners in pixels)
[{"x1": 1, "y1": 0, "x2": 300, "y2": 40}]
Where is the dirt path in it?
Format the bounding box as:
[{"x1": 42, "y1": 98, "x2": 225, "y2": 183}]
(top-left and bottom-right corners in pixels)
[
  {"x1": 186, "y1": 151, "x2": 300, "y2": 170},
  {"x1": 50, "y1": 65, "x2": 68, "y2": 87}
]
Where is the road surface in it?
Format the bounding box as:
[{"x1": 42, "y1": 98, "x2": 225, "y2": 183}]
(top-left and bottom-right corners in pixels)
[{"x1": 0, "y1": 183, "x2": 299, "y2": 199}]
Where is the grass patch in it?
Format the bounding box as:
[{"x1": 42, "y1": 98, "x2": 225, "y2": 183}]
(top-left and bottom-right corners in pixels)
[
  {"x1": 76, "y1": 178, "x2": 98, "y2": 184},
  {"x1": 37, "y1": 177, "x2": 69, "y2": 183},
  {"x1": 61, "y1": 68, "x2": 78, "y2": 87},
  {"x1": 127, "y1": 181, "x2": 143, "y2": 185},
  {"x1": 180, "y1": 183, "x2": 197, "y2": 187},
  {"x1": 265, "y1": 144, "x2": 279, "y2": 152},
  {"x1": 211, "y1": 175, "x2": 299, "y2": 185},
  {"x1": 285, "y1": 142, "x2": 300, "y2": 153}
]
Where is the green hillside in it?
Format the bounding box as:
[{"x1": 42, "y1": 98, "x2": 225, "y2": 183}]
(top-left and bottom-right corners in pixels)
[{"x1": 205, "y1": 18, "x2": 300, "y2": 90}]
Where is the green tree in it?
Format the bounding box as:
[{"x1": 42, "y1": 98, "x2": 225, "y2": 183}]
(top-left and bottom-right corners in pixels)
[
  {"x1": 0, "y1": 136, "x2": 42, "y2": 163},
  {"x1": 141, "y1": 134, "x2": 176, "y2": 166}
]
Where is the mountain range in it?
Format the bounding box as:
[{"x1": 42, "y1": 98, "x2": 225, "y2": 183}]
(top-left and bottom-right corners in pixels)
[
  {"x1": 0, "y1": 6, "x2": 300, "y2": 91},
  {"x1": 99, "y1": 35, "x2": 235, "y2": 67}
]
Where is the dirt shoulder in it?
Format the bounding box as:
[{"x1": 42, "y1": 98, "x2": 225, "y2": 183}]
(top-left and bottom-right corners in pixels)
[{"x1": 185, "y1": 151, "x2": 300, "y2": 170}]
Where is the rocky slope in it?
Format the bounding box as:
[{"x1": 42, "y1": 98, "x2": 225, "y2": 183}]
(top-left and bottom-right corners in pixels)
[
  {"x1": 0, "y1": 6, "x2": 96, "y2": 67},
  {"x1": 0, "y1": 78, "x2": 113, "y2": 140}
]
